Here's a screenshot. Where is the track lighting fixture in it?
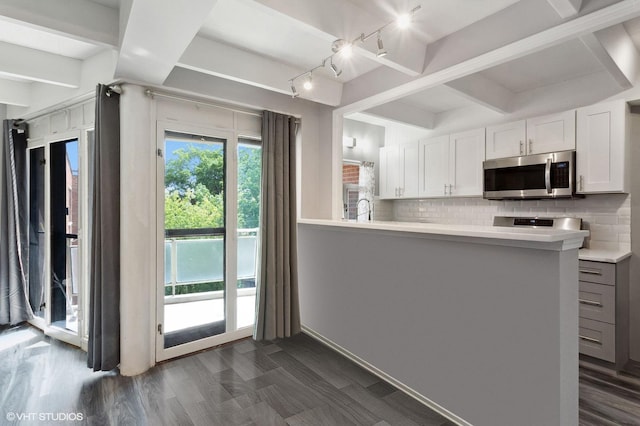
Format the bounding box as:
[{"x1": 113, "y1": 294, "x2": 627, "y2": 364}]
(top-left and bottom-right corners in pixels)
[
  {"x1": 287, "y1": 5, "x2": 420, "y2": 98},
  {"x1": 376, "y1": 32, "x2": 387, "y2": 58}
]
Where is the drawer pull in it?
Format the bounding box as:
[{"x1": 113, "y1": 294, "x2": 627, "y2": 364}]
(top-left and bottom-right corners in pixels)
[
  {"x1": 579, "y1": 268, "x2": 603, "y2": 276},
  {"x1": 579, "y1": 335, "x2": 601, "y2": 345},
  {"x1": 579, "y1": 299, "x2": 603, "y2": 307}
]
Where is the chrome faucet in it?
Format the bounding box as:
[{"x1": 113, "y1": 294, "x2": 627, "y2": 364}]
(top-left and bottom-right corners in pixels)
[{"x1": 356, "y1": 198, "x2": 372, "y2": 221}]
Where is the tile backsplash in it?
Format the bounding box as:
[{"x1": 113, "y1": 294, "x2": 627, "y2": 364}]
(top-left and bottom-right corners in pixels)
[{"x1": 384, "y1": 194, "x2": 631, "y2": 250}]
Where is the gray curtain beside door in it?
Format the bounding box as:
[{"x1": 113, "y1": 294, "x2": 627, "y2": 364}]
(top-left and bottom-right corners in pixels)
[
  {"x1": 254, "y1": 110, "x2": 301, "y2": 341},
  {"x1": 0, "y1": 120, "x2": 32, "y2": 325},
  {"x1": 87, "y1": 85, "x2": 120, "y2": 371}
]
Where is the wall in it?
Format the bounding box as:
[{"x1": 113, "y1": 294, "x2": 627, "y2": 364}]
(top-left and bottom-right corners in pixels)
[
  {"x1": 342, "y1": 118, "x2": 385, "y2": 196},
  {"x1": 630, "y1": 114, "x2": 640, "y2": 360},
  {"x1": 393, "y1": 195, "x2": 631, "y2": 251}
]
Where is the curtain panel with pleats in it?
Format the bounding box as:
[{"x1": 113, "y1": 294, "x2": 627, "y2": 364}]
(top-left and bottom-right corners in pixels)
[
  {"x1": 254, "y1": 110, "x2": 301, "y2": 341},
  {"x1": 0, "y1": 120, "x2": 32, "y2": 325},
  {"x1": 87, "y1": 85, "x2": 121, "y2": 371}
]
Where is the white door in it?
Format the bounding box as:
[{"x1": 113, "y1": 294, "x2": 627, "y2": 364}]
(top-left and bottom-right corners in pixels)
[
  {"x1": 399, "y1": 142, "x2": 419, "y2": 198},
  {"x1": 526, "y1": 110, "x2": 576, "y2": 155},
  {"x1": 156, "y1": 122, "x2": 261, "y2": 361},
  {"x1": 485, "y1": 120, "x2": 526, "y2": 159},
  {"x1": 576, "y1": 100, "x2": 628, "y2": 193},
  {"x1": 419, "y1": 136, "x2": 450, "y2": 198},
  {"x1": 450, "y1": 128, "x2": 485, "y2": 197}
]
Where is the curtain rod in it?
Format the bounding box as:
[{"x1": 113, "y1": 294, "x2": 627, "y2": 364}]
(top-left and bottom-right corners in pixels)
[
  {"x1": 20, "y1": 92, "x2": 95, "y2": 123},
  {"x1": 144, "y1": 89, "x2": 262, "y2": 118}
]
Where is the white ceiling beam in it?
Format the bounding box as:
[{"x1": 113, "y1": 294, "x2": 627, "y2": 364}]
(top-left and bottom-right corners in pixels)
[
  {"x1": 580, "y1": 24, "x2": 640, "y2": 89},
  {"x1": 338, "y1": 0, "x2": 640, "y2": 114},
  {"x1": 115, "y1": 0, "x2": 219, "y2": 85},
  {"x1": 0, "y1": 41, "x2": 80, "y2": 88},
  {"x1": 546, "y1": 0, "x2": 583, "y2": 19},
  {"x1": 178, "y1": 36, "x2": 342, "y2": 106},
  {"x1": 251, "y1": 0, "x2": 425, "y2": 76},
  {"x1": 444, "y1": 74, "x2": 515, "y2": 114},
  {"x1": 0, "y1": 79, "x2": 30, "y2": 107},
  {"x1": 364, "y1": 102, "x2": 435, "y2": 129},
  {"x1": 0, "y1": 0, "x2": 118, "y2": 47}
]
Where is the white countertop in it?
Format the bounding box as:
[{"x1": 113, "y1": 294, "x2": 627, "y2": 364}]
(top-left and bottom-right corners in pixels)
[
  {"x1": 299, "y1": 219, "x2": 589, "y2": 251},
  {"x1": 579, "y1": 247, "x2": 631, "y2": 263}
]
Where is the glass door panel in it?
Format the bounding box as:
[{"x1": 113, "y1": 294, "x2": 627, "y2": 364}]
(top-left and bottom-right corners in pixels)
[
  {"x1": 236, "y1": 140, "x2": 261, "y2": 328},
  {"x1": 49, "y1": 139, "x2": 80, "y2": 333},
  {"x1": 28, "y1": 147, "x2": 46, "y2": 318},
  {"x1": 163, "y1": 132, "x2": 226, "y2": 348}
]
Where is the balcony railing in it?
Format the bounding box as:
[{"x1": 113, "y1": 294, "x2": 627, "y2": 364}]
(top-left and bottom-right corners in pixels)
[{"x1": 164, "y1": 228, "x2": 258, "y2": 304}]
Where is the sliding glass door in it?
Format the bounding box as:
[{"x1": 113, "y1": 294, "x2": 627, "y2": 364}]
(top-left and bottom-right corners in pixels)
[{"x1": 157, "y1": 124, "x2": 261, "y2": 361}]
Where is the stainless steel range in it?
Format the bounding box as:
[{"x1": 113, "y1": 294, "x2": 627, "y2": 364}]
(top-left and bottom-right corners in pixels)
[{"x1": 494, "y1": 216, "x2": 583, "y2": 232}]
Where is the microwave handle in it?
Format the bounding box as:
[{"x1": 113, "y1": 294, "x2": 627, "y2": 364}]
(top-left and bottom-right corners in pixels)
[{"x1": 545, "y1": 157, "x2": 552, "y2": 194}]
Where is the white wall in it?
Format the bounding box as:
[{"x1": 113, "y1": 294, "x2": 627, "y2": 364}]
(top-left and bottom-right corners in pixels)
[{"x1": 342, "y1": 118, "x2": 384, "y2": 195}]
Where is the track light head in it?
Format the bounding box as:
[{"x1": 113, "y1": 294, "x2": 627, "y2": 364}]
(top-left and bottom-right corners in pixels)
[
  {"x1": 376, "y1": 33, "x2": 387, "y2": 58},
  {"x1": 290, "y1": 82, "x2": 299, "y2": 98},
  {"x1": 397, "y1": 13, "x2": 411, "y2": 29},
  {"x1": 303, "y1": 73, "x2": 313, "y2": 90},
  {"x1": 330, "y1": 58, "x2": 342, "y2": 78}
]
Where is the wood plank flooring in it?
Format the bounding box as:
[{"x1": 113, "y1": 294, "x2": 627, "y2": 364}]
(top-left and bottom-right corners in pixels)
[{"x1": 2, "y1": 323, "x2": 640, "y2": 425}]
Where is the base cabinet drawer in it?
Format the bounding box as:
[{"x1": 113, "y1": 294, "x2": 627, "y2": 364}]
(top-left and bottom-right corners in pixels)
[
  {"x1": 579, "y1": 281, "x2": 616, "y2": 324},
  {"x1": 579, "y1": 318, "x2": 615, "y2": 363},
  {"x1": 579, "y1": 260, "x2": 616, "y2": 285}
]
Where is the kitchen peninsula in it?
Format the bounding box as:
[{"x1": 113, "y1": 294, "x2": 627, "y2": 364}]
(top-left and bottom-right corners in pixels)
[{"x1": 298, "y1": 219, "x2": 589, "y2": 426}]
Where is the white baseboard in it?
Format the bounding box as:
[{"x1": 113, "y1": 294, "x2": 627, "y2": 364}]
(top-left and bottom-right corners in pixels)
[{"x1": 301, "y1": 325, "x2": 472, "y2": 426}]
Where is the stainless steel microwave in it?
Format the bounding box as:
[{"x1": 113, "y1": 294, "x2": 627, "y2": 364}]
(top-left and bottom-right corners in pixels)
[{"x1": 483, "y1": 151, "x2": 576, "y2": 200}]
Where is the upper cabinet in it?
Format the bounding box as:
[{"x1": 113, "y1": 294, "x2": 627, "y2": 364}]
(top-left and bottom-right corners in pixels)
[
  {"x1": 379, "y1": 142, "x2": 419, "y2": 199},
  {"x1": 418, "y1": 129, "x2": 485, "y2": 198},
  {"x1": 576, "y1": 100, "x2": 629, "y2": 194},
  {"x1": 485, "y1": 110, "x2": 575, "y2": 160},
  {"x1": 526, "y1": 110, "x2": 576, "y2": 155},
  {"x1": 486, "y1": 120, "x2": 526, "y2": 160}
]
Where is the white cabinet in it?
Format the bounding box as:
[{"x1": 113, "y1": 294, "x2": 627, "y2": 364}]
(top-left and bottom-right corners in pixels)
[
  {"x1": 379, "y1": 142, "x2": 419, "y2": 199},
  {"x1": 486, "y1": 120, "x2": 526, "y2": 160},
  {"x1": 526, "y1": 110, "x2": 575, "y2": 154},
  {"x1": 486, "y1": 111, "x2": 576, "y2": 160},
  {"x1": 419, "y1": 135, "x2": 449, "y2": 197},
  {"x1": 576, "y1": 100, "x2": 629, "y2": 194},
  {"x1": 418, "y1": 129, "x2": 485, "y2": 198}
]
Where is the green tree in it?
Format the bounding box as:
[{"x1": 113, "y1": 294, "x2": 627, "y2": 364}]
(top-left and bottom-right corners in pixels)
[
  {"x1": 238, "y1": 145, "x2": 262, "y2": 229},
  {"x1": 165, "y1": 146, "x2": 224, "y2": 196}
]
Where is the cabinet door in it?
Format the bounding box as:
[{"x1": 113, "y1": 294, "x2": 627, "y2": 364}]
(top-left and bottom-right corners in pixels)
[
  {"x1": 526, "y1": 110, "x2": 576, "y2": 154},
  {"x1": 450, "y1": 128, "x2": 485, "y2": 197},
  {"x1": 485, "y1": 120, "x2": 526, "y2": 159},
  {"x1": 399, "y1": 142, "x2": 419, "y2": 198},
  {"x1": 379, "y1": 145, "x2": 399, "y2": 199},
  {"x1": 576, "y1": 100, "x2": 628, "y2": 194},
  {"x1": 418, "y1": 136, "x2": 449, "y2": 198}
]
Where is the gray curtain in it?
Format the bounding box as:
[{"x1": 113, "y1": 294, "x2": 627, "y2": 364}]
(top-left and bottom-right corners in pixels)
[
  {"x1": 0, "y1": 120, "x2": 32, "y2": 325},
  {"x1": 254, "y1": 111, "x2": 301, "y2": 341},
  {"x1": 87, "y1": 85, "x2": 120, "y2": 371}
]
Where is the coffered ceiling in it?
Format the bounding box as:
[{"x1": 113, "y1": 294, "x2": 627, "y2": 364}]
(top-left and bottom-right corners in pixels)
[{"x1": 1, "y1": 0, "x2": 640, "y2": 130}]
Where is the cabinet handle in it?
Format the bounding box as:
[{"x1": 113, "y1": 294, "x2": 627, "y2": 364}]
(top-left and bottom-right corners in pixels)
[
  {"x1": 578, "y1": 299, "x2": 603, "y2": 307},
  {"x1": 449, "y1": 184, "x2": 453, "y2": 195},
  {"x1": 519, "y1": 141, "x2": 524, "y2": 155},
  {"x1": 579, "y1": 175, "x2": 584, "y2": 192},
  {"x1": 579, "y1": 335, "x2": 601, "y2": 345},
  {"x1": 579, "y1": 268, "x2": 602, "y2": 276},
  {"x1": 444, "y1": 184, "x2": 447, "y2": 195},
  {"x1": 528, "y1": 139, "x2": 533, "y2": 153}
]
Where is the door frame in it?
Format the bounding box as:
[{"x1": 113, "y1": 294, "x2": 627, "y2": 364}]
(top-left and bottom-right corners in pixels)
[{"x1": 155, "y1": 120, "x2": 254, "y2": 362}]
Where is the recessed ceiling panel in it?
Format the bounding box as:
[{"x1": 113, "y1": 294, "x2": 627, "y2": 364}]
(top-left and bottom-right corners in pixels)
[
  {"x1": 0, "y1": 19, "x2": 102, "y2": 59},
  {"x1": 479, "y1": 38, "x2": 605, "y2": 93},
  {"x1": 198, "y1": 0, "x2": 380, "y2": 82},
  {"x1": 346, "y1": 0, "x2": 521, "y2": 43},
  {"x1": 399, "y1": 85, "x2": 478, "y2": 114}
]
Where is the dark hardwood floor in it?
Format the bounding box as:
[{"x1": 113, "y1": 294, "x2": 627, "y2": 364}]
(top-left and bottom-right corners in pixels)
[{"x1": 2, "y1": 323, "x2": 640, "y2": 425}]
